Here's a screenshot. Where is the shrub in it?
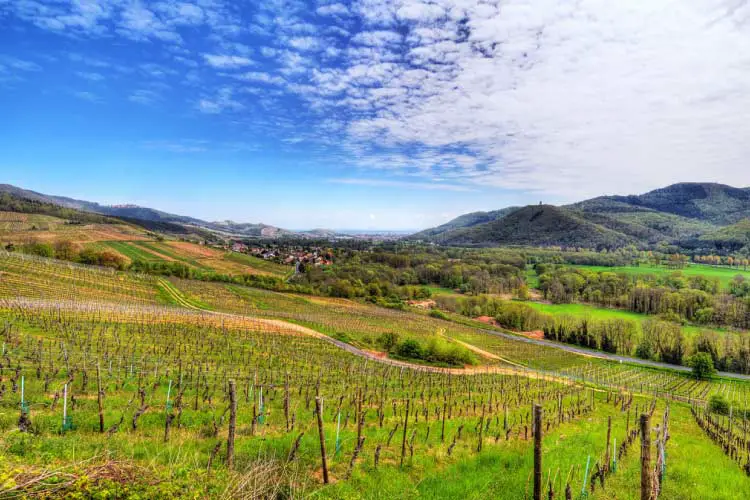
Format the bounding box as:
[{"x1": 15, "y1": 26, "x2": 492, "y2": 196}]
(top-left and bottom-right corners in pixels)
[
  {"x1": 635, "y1": 341, "x2": 654, "y2": 360},
  {"x1": 708, "y1": 394, "x2": 730, "y2": 416},
  {"x1": 22, "y1": 242, "x2": 54, "y2": 258},
  {"x1": 395, "y1": 339, "x2": 424, "y2": 360},
  {"x1": 377, "y1": 332, "x2": 399, "y2": 351},
  {"x1": 687, "y1": 352, "x2": 716, "y2": 379},
  {"x1": 428, "y1": 309, "x2": 448, "y2": 320}
]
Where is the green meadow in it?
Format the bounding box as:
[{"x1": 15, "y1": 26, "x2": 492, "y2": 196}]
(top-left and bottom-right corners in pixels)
[
  {"x1": 523, "y1": 301, "x2": 737, "y2": 340},
  {"x1": 569, "y1": 263, "x2": 750, "y2": 290}
]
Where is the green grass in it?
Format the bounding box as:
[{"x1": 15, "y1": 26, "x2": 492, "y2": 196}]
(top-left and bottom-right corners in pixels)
[
  {"x1": 592, "y1": 403, "x2": 750, "y2": 500},
  {"x1": 102, "y1": 240, "x2": 164, "y2": 262},
  {"x1": 525, "y1": 266, "x2": 540, "y2": 288},
  {"x1": 223, "y1": 251, "x2": 291, "y2": 277},
  {"x1": 569, "y1": 263, "x2": 750, "y2": 290},
  {"x1": 133, "y1": 241, "x2": 212, "y2": 270},
  {"x1": 522, "y1": 301, "x2": 737, "y2": 340},
  {"x1": 424, "y1": 285, "x2": 461, "y2": 297}
]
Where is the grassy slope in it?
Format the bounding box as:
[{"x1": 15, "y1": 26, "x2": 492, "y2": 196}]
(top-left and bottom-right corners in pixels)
[
  {"x1": 102, "y1": 240, "x2": 162, "y2": 262},
  {"x1": 592, "y1": 403, "x2": 750, "y2": 500},
  {"x1": 223, "y1": 251, "x2": 291, "y2": 277},
  {"x1": 100, "y1": 240, "x2": 291, "y2": 277},
  {"x1": 321, "y1": 398, "x2": 750, "y2": 499}
]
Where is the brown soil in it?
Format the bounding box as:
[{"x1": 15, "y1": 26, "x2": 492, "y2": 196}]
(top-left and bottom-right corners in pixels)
[
  {"x1": 408, "y1": 299, "x2": 436, "y2": 309},
  {"x1": 363, "y1": 349, "x2": 387, "y2": 359},
  {"x1": 522, "y1": 330, "x2": 545, "y2": 340},
  {"x1": 475, "y1": 315, "x2": 496, "y2": 325}
]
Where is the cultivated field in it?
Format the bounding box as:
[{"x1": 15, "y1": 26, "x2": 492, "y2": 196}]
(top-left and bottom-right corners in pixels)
[{"x1": 0, "y1": 253, "x2": 749, "y2": 498}]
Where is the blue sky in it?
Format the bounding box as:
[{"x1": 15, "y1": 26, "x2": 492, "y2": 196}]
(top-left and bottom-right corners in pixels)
[{"x1": 2, "y1": 1, "x2": 750, "y2": 230}]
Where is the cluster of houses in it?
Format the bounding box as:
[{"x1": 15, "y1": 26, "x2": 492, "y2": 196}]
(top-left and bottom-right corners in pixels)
[{"x1": 231, "y1": 242, "x2": 333, "y2": 267}]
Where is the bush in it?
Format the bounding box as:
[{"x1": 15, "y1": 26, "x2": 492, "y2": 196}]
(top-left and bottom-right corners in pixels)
[
  {"x1": 708, "y1": 394, "x2": 730, "y2": 415},
  {"x1": 428, "y1": 309, "x2": 448, "y2": 320},
  {"x1": 395, "y1": 339, "x2": 424, "y2": 360},
  {"x1": 391, "y1": 337, "x2": 477, "y2": 367},
  {"x1": 686, "y1": 352, "x2": 716, "y2": 379},
  {"x1": 22, "y1": 242, "x2": 54, "y2": 258},
  {"x1": 635, "y1": 341, "x2": 654, "y2": 360},
  {"x1": 377, "y1": 332, "x2": 399, "y2": 351}
]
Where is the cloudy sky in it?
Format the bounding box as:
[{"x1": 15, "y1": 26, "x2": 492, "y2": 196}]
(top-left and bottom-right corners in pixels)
[{"x1": 2, "y1": 0, "x2": 749, "y2": 230}]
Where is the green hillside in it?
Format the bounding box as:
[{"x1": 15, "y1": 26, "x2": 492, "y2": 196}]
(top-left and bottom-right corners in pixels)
[{"x1": 430, "y1": 205, "x2": 635, "y2": 248}]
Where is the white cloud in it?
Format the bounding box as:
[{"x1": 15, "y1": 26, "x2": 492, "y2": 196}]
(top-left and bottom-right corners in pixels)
[
  {"x1": 288, "y1": 37, "x2": 320, "y2": 51},
  {"x1": 75, "y1": 71, "x2": 104, "y2": 81},
  {"x1": 316, "y1": 3, "x2": 350, "y2": 17},
  {"x1": 196, "y1": 87, "x2": 243, "y2": 113},
  {"x1": 118, "y1": 1, "x2": 182, "y2": 42},
  {"x1": 6, "y1": 0, "x2": 750, "y2": 201},
  {"x1": 1, "y1": 56, "x2": 41, "y2": 72},
  {"x1": 329, "y1": 178, "x2": 474, "y2": 192},
  {"x1": 142, "y1": 139, "x2": 208, "y2": 153},
  {"x1": 71, "y1": 90, "x2": 101, "y2": 102},
  {"x1": 203, "y1": 54, "x2": 254, "y2": 68},
  {"x1": 235, "y1": 71, "x2": 285, "y2": 85},
  {"x1": 293, "y1": 0, "x2": 750, "y2": 199},
  {"x1": 129, "y1": 89, "x2": 161, "y2": 105}
]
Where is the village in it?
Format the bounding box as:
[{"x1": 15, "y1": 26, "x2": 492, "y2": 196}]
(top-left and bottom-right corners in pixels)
[{"x1": 230, "y1": 241, "x2": 333, "y2": 267}]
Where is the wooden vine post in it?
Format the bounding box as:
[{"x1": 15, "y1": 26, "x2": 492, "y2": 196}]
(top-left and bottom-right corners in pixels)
[
  {"x1": 315, "y1": 397, "x2": 329, "y2": 484},
  {"x1": 533, "y1": 403, "x2": 543, "y2": 500},
  {"x1": 401, "y1": 398, "x2": 410, "y2": 468},
  {"x1": 605, "y1": 415, "x2": 612, "y2": 471},
  {"x1": 96, "y1": 363, "x2": 104, "y2": 433},
  {"x1": 227, "y1": 380, "x2": 237, "y2": 470},
  {"x1": 640, "y1": 413, "x2": 651, "y2": 500}
]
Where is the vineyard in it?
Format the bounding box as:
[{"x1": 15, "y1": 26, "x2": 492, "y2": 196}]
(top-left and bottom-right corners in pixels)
[
  {"x1": 0, "y1": 251, "x2": 161, "y2": 304},
  {"x1": 99, "y1": 240, "x2": 291, "y2": 277},
  {"x1": 0, "y1": 254, "x2": 749, "y2": 497},
  {"x1": 0, "y1": 211, "x2": 148, "y2": 244}
]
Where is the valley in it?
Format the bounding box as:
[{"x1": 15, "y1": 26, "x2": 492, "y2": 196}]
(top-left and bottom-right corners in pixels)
[{"x1": 2, "y1": 183, "x2": 750, "y2": 498}]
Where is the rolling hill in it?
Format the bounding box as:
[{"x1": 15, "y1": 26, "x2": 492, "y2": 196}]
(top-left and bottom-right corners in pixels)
[
  {"x1": 422, "y1": 205, "x2": 636, "y2": 248},
  {"x1": 412, "y1": 183, "x2": 750, "y2": 250},
  {"x1": 410, "y1": 207, "x2": 521, "y2": 240},
  {"x1": 0, "y1": 184, "x2": 324, "y2": 239}
]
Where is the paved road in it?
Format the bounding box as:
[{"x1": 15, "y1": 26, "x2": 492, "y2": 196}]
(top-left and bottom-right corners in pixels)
[{"x1": 479, "y1": 327, "x2": 750, "y2": 381}]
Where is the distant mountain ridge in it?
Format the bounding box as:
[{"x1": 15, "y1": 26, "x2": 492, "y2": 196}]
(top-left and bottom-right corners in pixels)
[
  {"x1": 0, "y1": 184, "x2": 331, "y2": 239},
  {"x1": 411, "y1": 183, "x2": 750, "y2": 251}
]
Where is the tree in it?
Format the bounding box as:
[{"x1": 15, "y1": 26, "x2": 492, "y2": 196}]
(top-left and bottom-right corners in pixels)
[{"x1": 687, "y1": 352, "x2": 716, "y2": 380}]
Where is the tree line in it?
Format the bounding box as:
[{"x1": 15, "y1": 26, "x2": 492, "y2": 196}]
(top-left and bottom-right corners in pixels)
[{"x1": 434, "y1": 295, "x2": 750, "y2": 375}]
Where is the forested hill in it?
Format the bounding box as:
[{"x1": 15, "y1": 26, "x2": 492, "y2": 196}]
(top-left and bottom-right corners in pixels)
[
  {"x1": 572, "y1": 183, "x2": 750, "y2": 225},
  {"x1": 411, "y1": 183, "x2": 750, "y2": 251}
]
